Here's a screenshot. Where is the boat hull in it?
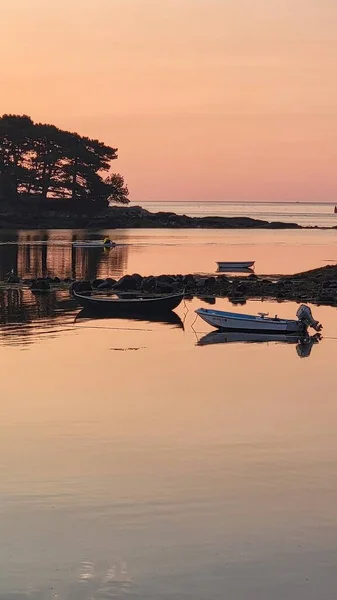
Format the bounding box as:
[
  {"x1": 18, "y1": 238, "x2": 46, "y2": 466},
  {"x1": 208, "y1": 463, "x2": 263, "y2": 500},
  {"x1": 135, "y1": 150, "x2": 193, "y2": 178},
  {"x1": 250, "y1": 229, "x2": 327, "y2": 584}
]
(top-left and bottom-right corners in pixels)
[
  {"x1": 196, "y1": 308, "x2": 304, "y2": 333},
  {"x1": 216, "y1": 261, "x2": 255, "y2": 269},
  {"x1": 73, "y1": 291, "x2": 184, "y2": 315}
]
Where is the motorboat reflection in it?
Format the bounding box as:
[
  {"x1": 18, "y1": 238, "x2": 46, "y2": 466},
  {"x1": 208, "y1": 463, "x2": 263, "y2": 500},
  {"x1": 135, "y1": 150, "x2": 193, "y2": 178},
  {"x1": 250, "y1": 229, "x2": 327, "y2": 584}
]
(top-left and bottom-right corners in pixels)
[{"x1": 197, "y1": 330, "x2": 322, "y2": 358}]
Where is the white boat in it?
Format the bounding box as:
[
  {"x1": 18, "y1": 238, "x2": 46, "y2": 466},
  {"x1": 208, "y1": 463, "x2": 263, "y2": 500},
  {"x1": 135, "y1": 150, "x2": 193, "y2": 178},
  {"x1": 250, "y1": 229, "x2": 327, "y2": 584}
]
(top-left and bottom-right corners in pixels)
[
  {"x1": 195, "y1": 304, "x2": 322, "y2": 334},
  {"x1": 216, "y1": 261, "x2": 255, "y2": 270},
  {"x1": 72, "y1": 240, "x2": 116, "y2": 248}
]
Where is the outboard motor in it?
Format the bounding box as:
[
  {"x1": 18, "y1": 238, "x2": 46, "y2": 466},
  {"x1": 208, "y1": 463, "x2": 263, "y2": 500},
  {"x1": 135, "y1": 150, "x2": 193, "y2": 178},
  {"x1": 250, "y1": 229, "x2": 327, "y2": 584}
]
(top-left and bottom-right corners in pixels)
[{"x1": 296, "y1": 304, "x2": 322, "y2": 332}]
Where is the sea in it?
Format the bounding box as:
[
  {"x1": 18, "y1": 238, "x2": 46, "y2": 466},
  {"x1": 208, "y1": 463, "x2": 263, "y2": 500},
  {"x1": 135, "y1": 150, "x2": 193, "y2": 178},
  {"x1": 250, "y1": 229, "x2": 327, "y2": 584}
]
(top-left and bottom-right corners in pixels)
[{"x1": 0, "y1": 202, "x2": 337, "y2": 600}]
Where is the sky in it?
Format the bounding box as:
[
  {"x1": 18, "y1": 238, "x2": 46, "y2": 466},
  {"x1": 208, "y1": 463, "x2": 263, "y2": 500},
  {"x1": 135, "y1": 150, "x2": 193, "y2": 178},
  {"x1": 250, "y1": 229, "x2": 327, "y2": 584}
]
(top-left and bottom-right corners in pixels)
[{"x1": 1, "y1": 0, "x2": 337, "y2": 202}]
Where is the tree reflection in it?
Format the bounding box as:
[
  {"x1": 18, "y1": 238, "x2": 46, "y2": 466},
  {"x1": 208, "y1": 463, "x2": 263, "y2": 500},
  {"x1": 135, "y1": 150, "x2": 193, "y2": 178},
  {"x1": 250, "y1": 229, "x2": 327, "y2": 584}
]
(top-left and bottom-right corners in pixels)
[{"x1": 0, "y1": 229, "x2": 129, "y2": 280}]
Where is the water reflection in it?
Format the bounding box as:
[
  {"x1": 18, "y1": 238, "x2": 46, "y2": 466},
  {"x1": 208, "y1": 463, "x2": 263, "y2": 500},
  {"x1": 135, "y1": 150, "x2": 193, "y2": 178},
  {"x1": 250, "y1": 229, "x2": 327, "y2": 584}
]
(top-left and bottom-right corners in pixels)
[
  {"x1": 0, "y1": 230, "x2": 130, "y2": 281},
  {"x1": 0, "y1": 288, "x2": 77, "y2": 347},
  {"x1": 75, "y1": 308, "x2": 184, "y2": 329},
  {"x1": 197, "y1": 330, "x2": 322, "y2": 357}
]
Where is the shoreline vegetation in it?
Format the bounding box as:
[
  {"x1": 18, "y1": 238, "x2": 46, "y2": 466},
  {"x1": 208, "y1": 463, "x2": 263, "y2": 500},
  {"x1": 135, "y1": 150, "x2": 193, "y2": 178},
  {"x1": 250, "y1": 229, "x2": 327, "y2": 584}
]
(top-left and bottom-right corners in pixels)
[
  {"x1": 0, "y1": 203, "x2": 334, "y2": 230},
  {"x1": 2, "y1": 203, "x2": 337, "y2": 230},
  {"x1": 4, "y1": 265, "x2": 337, "y2": 307},
  {"x1": 0, "y1": 114, "x2": 335, "y2": 230}
]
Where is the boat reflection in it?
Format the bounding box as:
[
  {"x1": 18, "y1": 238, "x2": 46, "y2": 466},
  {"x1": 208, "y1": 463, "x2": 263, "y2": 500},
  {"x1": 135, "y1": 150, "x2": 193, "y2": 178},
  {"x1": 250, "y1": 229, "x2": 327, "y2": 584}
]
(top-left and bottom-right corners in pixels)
[
  {"x1": 197, "y1": 330, "x2": 322, "y2": 358},
  {"x1": 75, "y1": 308, "x2": 184, "y2": 329},
  {"x1": 217, "y1": 267, "x2": 254, "y2": 274}
]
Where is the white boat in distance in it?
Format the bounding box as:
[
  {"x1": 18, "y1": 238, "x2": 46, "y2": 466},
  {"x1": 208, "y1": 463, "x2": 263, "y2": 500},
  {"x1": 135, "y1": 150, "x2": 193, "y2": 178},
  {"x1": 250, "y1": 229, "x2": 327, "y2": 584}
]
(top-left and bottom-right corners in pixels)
[
  {"x1": 195, "y1": 304, "x2": 322, "y2": 334},
  {"x1": 216, "y1": 261, "x2": 255, "y2": 270}
]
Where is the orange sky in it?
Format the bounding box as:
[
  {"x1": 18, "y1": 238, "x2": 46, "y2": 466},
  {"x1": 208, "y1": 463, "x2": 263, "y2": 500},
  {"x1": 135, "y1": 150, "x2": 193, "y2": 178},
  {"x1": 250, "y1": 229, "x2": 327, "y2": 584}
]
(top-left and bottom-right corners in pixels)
[{"x1": 1, "y1": 0, "x2": 337, "y2": 202}]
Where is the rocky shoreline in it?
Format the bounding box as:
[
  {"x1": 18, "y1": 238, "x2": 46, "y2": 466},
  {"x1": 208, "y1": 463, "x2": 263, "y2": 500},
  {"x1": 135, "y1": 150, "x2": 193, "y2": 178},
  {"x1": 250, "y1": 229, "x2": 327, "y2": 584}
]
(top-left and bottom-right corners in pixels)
[
  {"x1": 5, "y1": 264, "x2": 337, "y2": 307},
  {"x1": 0, "y1": 205, "x2": 304, "y2": 230}
]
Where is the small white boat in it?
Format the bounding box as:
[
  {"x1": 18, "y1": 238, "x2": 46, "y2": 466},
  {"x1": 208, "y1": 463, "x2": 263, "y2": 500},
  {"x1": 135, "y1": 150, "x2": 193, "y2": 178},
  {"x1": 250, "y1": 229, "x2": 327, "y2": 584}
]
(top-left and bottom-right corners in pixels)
[
  {"x1": 216, "y1": 261, "x2": 255, "y2": 270},
  {"x1": 72, "y1": 240, "x2": 116, "y2": 248},
  {"x1": 195, "y1": 304, "x2": 322, "y2": 334}
]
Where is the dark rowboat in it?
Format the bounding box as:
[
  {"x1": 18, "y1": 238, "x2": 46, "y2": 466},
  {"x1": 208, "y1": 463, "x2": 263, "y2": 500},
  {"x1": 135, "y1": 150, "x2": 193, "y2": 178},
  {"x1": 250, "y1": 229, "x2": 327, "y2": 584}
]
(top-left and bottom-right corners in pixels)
[{"x1": 73, "y1": 290, "x2": 184, "y2": 315}]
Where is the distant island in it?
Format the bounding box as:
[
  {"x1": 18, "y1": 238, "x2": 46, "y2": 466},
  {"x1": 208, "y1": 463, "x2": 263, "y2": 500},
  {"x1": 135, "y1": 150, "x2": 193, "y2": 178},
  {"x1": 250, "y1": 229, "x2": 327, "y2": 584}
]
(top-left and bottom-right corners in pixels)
[{"x1": 0, "y1": 113, "x2": 312, "y2": 230}]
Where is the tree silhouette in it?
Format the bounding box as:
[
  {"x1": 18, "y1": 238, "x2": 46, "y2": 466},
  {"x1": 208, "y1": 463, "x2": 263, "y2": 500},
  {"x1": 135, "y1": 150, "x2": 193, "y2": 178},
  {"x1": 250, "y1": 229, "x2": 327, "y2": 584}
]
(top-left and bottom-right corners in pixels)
[{"x1": 0, "y1": 114, "x2": 129, "y2": 209}]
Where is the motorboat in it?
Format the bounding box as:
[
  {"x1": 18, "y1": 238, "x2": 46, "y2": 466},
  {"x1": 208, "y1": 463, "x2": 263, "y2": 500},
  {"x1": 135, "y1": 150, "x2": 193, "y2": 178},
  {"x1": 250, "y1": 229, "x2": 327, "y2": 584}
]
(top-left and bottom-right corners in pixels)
[
  {"x1": 72, "y1": 290, "x2": 184, "y2": 315},
  {"x1": 216, "y1": 261, "x2": 255, "y2": 271},
  {"x1": 195, "y1": 304, "x2": 322, "y2": 334},
  {"x1": 72, "y1": 240, "x2": 116, "y2": 248}
]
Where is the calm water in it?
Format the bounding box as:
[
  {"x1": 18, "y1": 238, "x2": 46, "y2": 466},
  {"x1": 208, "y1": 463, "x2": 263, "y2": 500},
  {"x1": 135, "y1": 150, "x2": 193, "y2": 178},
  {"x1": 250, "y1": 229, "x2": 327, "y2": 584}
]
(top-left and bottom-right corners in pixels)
[
  {"x1": 1, "y1": 227, "x2": 337, "y2": 599},
  {"x1": 1, "y1": 227, "x2": 337, "y2": 281},
  {"x1": 136, "y1": 201, "x2": 337, "y2": 228}
]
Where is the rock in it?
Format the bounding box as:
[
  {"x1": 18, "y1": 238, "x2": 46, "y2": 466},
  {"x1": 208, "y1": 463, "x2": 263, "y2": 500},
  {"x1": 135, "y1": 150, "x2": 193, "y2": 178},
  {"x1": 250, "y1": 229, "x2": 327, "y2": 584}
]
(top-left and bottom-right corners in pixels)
[
  {"x1": 141, "y1": 276, "x2": 157, "y2": 292},
  {"x1": 198, "y1": 296, "x2": 216, "y2": 305},
  {"x1": 31, "y1": 278, "x2": 51, "y2": 292},
  {"x1": 155, "y1": 280, "x2": 175, "y2": 293},
  {"x1": 97, "y1": 278, "x2": 116, "y2": 290},
  {"x1": 92, "y1": 278, "x2": 105, "y2": 288},
  {"x1": 155, "y1": 274, "x2": 175, "y2": 286},
  {"x1": 130, "y1": 273, "x2": 143, "y2": 287},
  {"x1": 7, "y1": 274, "x2": 20, "y2": 283},
  {"x1": 113, "y1": 274, "x2": 139, "y2": 291},
  {"x1": 71, "y1": 280, "x2": 92, "y2": 293}
]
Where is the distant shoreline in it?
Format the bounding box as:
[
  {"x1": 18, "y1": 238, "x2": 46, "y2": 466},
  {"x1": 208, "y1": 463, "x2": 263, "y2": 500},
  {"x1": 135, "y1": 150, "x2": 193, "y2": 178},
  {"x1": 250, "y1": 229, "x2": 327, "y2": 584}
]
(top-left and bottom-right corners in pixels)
[{"x1": 0, "y1": 205, "x2": 307, "y2": 230}]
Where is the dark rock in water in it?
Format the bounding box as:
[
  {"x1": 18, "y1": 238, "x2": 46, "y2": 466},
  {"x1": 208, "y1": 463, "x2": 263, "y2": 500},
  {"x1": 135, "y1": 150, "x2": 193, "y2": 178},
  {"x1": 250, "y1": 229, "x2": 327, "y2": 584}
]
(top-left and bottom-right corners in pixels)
[
  {"x1": 204, "y1": 276, "x2": 216, "y2": 289},
  {"x1": 71, "y1": 280, "x2": 92, "y2": 293},
  {"x1": 182, "y1": 274, "x2": 196, "y2": 285},
  {"x1": 31, "y1": 278, "x2": 51, "y2": 292},
  {"x1": 155, "y1": 274, "x2": 175, "y2": 286},
  {"x1": 97, "y1": 278, "x2": 116, "y2": 290},
  {"x1": 64, "y1": 278, "x2": 73, "y2": 283},
  {"x1": 198, "y1": 296, "x2": 216, "y2": 305},
  {"x1": 7, "y1": 273, "x2": 20, "y2": 283},
  {"x1": 113, "y1": 274, "x2": 139, "y2": 291},
  {"x1": 130, "y1": 273, "x2": 143, "y2": 287},
  {"x1": 45, "y1": 276, "x2": 54, "y2": 283},
  {"x1": 141, "y1": 276, "x2": 157, "y2": 292},
  {"x1": 234, "y1": 281, "x2": 247, "y2": 294},
  {"x1": 92, "y1": 278, "x2": 105, "y2": 289},
  {"x1": 53, "y1": 276, "x2": 61, "y2": 284},
  {"x1": 155, "y1": 280, "x2": 174, "y2": 293}
]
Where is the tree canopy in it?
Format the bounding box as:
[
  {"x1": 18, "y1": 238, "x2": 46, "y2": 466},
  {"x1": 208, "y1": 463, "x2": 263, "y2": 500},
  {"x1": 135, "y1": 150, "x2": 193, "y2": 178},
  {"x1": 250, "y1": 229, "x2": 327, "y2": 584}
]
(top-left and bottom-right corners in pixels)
[{"x1": 0, "y1": 114, "x2": 129, "y2": 208}]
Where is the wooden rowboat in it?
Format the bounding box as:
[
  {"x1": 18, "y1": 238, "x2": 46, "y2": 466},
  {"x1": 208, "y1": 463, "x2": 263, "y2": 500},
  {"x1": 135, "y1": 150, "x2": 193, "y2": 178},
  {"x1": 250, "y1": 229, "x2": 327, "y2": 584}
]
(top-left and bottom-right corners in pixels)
[{"x1": 73, "y1": 290, "x2": 184, "y2": 315}]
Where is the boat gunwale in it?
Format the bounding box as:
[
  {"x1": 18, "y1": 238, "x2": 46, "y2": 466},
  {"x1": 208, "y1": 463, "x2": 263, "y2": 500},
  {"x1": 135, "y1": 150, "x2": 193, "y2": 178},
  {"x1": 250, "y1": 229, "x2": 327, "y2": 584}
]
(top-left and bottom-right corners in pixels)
[{"x1": 73, "y1": 290, "x2": 184, "y2": 304}]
